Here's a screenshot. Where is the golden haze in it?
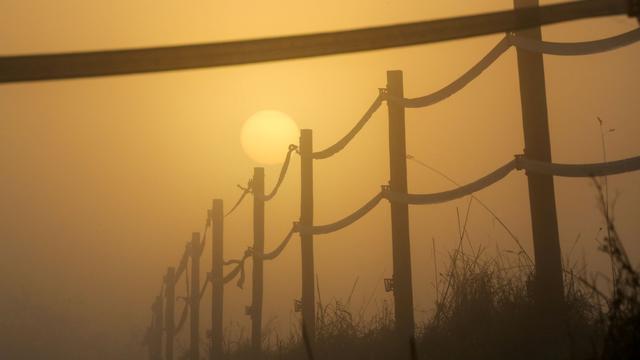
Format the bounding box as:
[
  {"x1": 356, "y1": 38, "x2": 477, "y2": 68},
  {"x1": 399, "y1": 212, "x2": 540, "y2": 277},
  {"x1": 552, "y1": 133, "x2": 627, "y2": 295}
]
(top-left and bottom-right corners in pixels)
[{"x1": 1, "y1": 1, "x2": 639, "y2": 358}]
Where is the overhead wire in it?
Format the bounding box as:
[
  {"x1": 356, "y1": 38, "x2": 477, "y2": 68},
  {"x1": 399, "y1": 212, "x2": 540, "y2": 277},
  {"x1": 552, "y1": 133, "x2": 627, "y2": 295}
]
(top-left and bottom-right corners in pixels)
[
  {"x1": 259, "y1": 145, "x2": 299, "y2": 201},
  {"x1": 211, "y1": 225, "x2": 298, "y2": 292},
  {"x1": 515, "y1": 154, "x2": 640, "y2": 177},
  {"x1": 384, "y1": 154, "x2": 640, "y2": 205},
  {"x1": 174, "y1": 244, "x2": 190, "y2": 282},
  {"x1": 198, "y1": 214, "x2": 211, "y2": 255},
  {"x1": 261, "y1": 226, "x2": 297, "y2": 260},
  {"x1": 225, "y1": 180, "x2": 253, "y2": 217},
  {"x1": 312, "y1": 92, "x2": 385, "y2": 159},
  {"x1": 163, "y1": 215, "x2": 211, "y2": 338},
  {"x1": 406, "y1": 154, "x2": 532, "y2": 264},
  {"x1": 274, "y1": 154, "x2": 640, "y2": 238},
  {"x1": 174, "y1": 299, "x2": 190, "y2": 334},
  {"x1": 239, "y1": 154, "x2": 640, "y2": 238},
  {"x1": 385, "y1": 37, "x2": 512, "y2": 108},
  {"x1": 198, "y1": 277, "x2": 210, "y2": 301},
  {"x1": 174, "y1": 209, "x2": 210, "y2": 282},
  {"x1": 5, "y1": 0, "x2": 630, "y2": 83},
  {"x1": 297, "y1": 192, "x2": 384, "y2": 235},
  {"x1": 212, "y1": 146, "x2": 299, "y2": 277},
  {"x1": 304, "y1": 27, "x2": 640, "y2": 168},
  {"x1": 220, "y1": 248, "x2": 254, "y2": 288},
  {"x1": 385, "y1": 27, "x2": 640, "y2": 108},
  {"x1": 507, "y1": 27, "x2": 640, "y2": 55},
  {"x1": 383, "y1": 160, "x2": 516, "y2": 204},
  {"x1": 174, "y1": 258, "x2": 191, "y2": 335}
]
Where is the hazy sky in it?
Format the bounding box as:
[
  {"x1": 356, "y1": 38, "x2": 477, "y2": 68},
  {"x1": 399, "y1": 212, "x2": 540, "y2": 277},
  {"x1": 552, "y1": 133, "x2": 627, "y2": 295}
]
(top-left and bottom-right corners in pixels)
[{"x1": 1, "y1": 1, "x2": 639, "y2": 358}]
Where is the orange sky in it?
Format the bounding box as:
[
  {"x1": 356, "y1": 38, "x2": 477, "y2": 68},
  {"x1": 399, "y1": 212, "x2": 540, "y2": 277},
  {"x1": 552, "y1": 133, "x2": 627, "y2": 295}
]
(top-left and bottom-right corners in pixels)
[{"x1": 1, "y1": 1, "x2": 639, "y2": 358}]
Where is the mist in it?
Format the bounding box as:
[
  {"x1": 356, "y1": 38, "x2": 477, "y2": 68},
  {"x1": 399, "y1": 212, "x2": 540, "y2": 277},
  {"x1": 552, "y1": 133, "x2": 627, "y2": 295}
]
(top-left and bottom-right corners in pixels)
[{"x1": 1, "y1": 1, "x2": 640, "y2": 359}]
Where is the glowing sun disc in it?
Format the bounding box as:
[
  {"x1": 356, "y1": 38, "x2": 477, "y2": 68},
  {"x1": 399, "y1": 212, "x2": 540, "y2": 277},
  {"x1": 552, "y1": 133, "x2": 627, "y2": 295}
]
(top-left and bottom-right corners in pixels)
[{"x1": 241, "y1": 110, "x2": 299, "y2": 165}]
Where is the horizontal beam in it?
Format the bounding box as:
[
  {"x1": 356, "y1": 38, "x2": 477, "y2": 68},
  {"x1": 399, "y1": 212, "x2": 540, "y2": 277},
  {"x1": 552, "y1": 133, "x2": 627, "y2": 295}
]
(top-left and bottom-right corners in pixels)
[{"x1": 0, "y1": 0, "x2": 631, "y2": 83}]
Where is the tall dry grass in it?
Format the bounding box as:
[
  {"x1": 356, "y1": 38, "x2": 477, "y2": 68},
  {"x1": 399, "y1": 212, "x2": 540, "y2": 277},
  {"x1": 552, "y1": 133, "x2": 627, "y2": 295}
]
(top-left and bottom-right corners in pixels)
[{"x1": 199, "y1": 184, "x2": 639, "y2": 360}]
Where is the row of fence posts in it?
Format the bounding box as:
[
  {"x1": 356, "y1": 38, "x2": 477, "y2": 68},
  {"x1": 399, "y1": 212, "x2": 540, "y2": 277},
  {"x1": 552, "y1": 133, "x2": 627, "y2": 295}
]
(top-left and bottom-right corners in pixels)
[
  {"x1": 148, "y1": 8, "x2": 568, "y2": 352},
  {"x1": 146, "y1": 71, "x2": 566, "y2": 359},
  {"x1": 146, "y1": 69, "x2": 420, "y2": 358}
]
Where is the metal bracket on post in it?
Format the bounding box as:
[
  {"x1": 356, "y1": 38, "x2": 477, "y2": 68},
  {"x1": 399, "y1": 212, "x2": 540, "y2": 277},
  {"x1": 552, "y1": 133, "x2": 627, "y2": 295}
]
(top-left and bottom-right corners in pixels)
[
  {"x1": 378, "y1": 87, "x2": 388, "y2": 100},
  {"x1": 384, "y1": 278, "x2": 395, "y2": 292},
  {"x1": 245, "y1": 247, "x2": 254, "y2": 257},
  {"x1": 294, "y1": 299, "x2": 303, "y2": 313}
]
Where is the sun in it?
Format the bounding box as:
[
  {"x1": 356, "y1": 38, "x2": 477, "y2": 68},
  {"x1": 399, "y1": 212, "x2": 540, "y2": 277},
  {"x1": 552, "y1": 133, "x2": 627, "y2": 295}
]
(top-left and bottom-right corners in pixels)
[{"x1": 241, "y1": 110, "x2": 299, "y2": 165}]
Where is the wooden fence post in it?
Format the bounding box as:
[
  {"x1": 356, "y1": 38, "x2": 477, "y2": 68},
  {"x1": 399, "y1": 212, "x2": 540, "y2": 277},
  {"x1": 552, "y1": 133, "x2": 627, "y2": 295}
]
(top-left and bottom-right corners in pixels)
[
  {"x1": 190, "y1": 232, "x2": 201, "y2": 360},
  {"x1": 251, "y1": 168, "x2": 265, "y2": 355},
  {"x1": 386, "y1": 70, "x2": 415, "y2": 354},
  {"x1": 164, "y1": 267, "x2": 175, "y2": 360},
  {"x1": 146, "y1": 306, "x2": 152, "y2": 360},
  {"x1": 150, "y1": 295, "x2": 163, "y2": 360},
  {"x1": 299, "y1": 129, "x2": 316, "y2": 346},
  {"x1": 513, "y1": 0, "x2": 565, "y2": 339},
  {"x1": 211, "y1": 200, "x2": 224, "y2": 360}
]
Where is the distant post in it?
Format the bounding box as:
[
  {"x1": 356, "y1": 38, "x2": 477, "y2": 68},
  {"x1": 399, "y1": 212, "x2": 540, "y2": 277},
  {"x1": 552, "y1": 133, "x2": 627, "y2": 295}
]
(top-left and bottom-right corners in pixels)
[
  {"x1": 211, "y1": 200, "x2": 224, "y2": 360},
  {"x1": 386, "y1": 70, "x2": 415, "y2": 351},
  {"x1": 151, "y1": 295, "x2": 163, "y2": 360},
  {"x1": 251, "y1": 168, "x2": 265, "y2": 355},
  {"x1": 299, "y1": 129, "x2": 316, "y2": 345},
  {"x1": 164, "y1": 267, "x2": 176, "y2": 360},
  {"x1": 147, "y1": 301, "x2": 154, "y2": 360},
  {"x1": 513, "y1": 0, "x2": 565, "y2": 334},
  {"x1": 190, "y1": 232, "x2": 201, "y2": 360}
]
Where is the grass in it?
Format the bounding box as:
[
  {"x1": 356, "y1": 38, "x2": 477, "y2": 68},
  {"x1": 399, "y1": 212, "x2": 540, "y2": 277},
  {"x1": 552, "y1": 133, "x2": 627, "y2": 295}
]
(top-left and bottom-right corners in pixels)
[
  {"x1": 593, "y1": 181, "x2": 640, "y2": 360},
  {"x1": 188, "y1": 182, "x2": 639, "y2": 360}
]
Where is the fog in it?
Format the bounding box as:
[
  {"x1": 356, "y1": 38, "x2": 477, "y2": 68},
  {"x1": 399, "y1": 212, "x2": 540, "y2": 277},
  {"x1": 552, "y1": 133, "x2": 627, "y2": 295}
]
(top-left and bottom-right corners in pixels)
[{"x1": 1, "y1": 1, "x2": 639, "y2": 358}]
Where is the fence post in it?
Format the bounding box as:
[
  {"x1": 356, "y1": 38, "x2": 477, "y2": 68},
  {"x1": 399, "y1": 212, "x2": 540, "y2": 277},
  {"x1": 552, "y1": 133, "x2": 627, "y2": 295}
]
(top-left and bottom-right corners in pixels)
[
  {"x1": 211, "y1": 200, "x2": 224, "y2": 360},
  {"x1": 386, "y1": 70, "x2": 415, "y2": 354},
  {"x1": 251, "y1": 168, "x2": 265, "y2": 355},
  {"x1": 513, "y1": 0, "x2": 565, "y2": 339},
  {"x1": 146, "y1": 307, "x2": 152, "y2": 360},
  {"x1": 299, "y1": 129, "x2": 316, "y2": 346},
  {"x1": 164, "y1": 267, "x2": 175, "y2": 360},
  {"x1": 150, "y1": 295, "x2": 163, "y2": 360},
  {"x1": 190, "y1": 232, "x2": 201, "y2": 360}
]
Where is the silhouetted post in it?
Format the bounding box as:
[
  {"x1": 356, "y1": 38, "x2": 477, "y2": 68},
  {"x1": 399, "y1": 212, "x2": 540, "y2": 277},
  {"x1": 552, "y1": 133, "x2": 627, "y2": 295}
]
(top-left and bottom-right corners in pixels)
[
  {"x1": 190, "y1": 233, "x2": 201, "y2": 360},
  {"x1": 513, "y1": 0, "x2": 565, "y2": 335},
  {"x1": 299, "y1": 129, "x2": 316, "y2": 345},
  {"x1": 251, "y1": 168, "x2": 265, "y2": 355},
  {"x1": 164, "y1": 267, "x2": 176, "y2": 360},
  {"x1": 147, "y1": 301, "x2": 155, "y2": 360},
  {"x1": 211, "y1": 200, "x2": 224, "y2": 360},
  {"x1": 386, "y1": 70, "x2": 415, "y2": 352},
  {"x1": 151, "y1": 295, "x2": 163, "y2": 360}
]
